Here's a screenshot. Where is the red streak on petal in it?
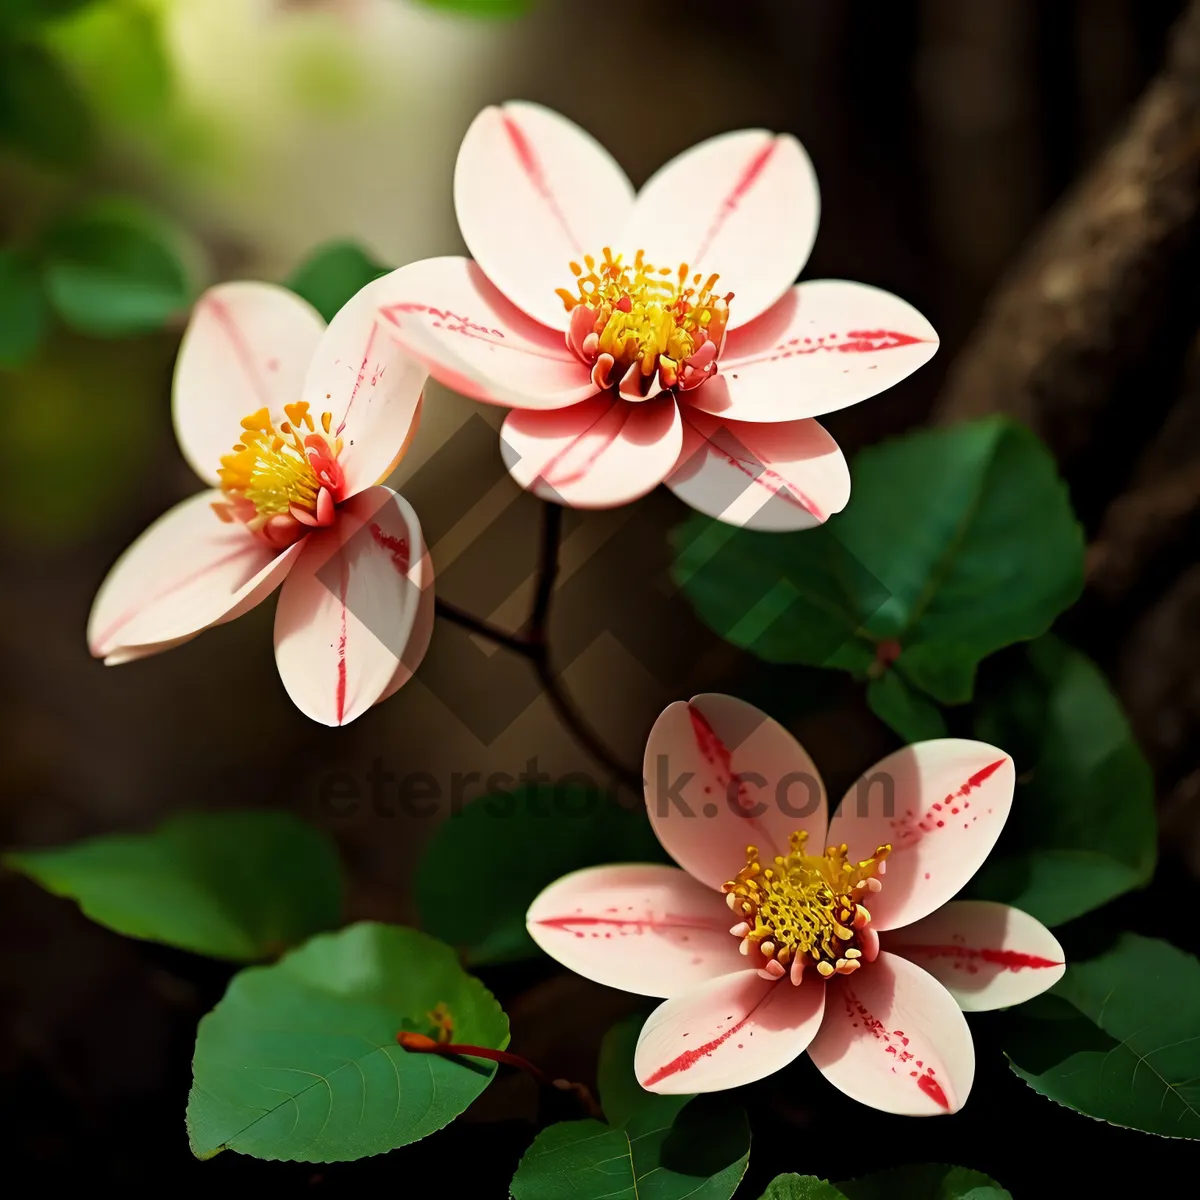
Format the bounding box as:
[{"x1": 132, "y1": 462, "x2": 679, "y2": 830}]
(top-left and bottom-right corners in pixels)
[
  {"x1": 695, "y1": 138, "x2": 779, "y2": 264},
  {"x1": 892, "y1": 943, "x2": 1061, "y2": 971},
  {"x1": 369, "y1": 522, "x2": 410, "y2": 574},
  {"x1": 688, "y1": 705, "x2": 750, "y2": 814},
  {"x1": 336, "y1": 321, "x2": 379, "y2": 435},
  {"x1": 536, "y1": 402, "x2": 628, "y2": 491},
  {"x1": 839, "y1": 329, "x2": 925, "y2": 353},
  {"x1": 334, "y1": 554, "x2": 350, "y2": 725},
  {"x1": 959, "y1": 758, "x2": 1007, "y2": 795},
  {"x1": 92, "y1": 544, "x2": 261, "y2": 654},
  {"x1": 729, "y1": 329, "x2": 931, "y2": 370},
  {"x1": 381, "y1": 303, "x2": 577, "y2": 367},
  {"x1": 918, "y1": 1071, "x2": 949, "y2": 1109},
  {"x1": 206, "y1": 295, "x2": 271, "y2": 409},
  {"x1": 681, "y1": 410, "x2": 823, "y2": 520},
  {"x1": 686, "y1": 703, "x2": 781, "y2": 853},
  {"x1": 535, "y1": 913, "x2": 727, "y2": 936},
  {"x1": 501, "y1": 112, "x2": 581, "y2": 254},
  {"x1": 642, "y1": 989, "x2": 773, "y2": 1087},
  {"x1": 884, "y1": 757, "x2": 1010, "y2": 848}
]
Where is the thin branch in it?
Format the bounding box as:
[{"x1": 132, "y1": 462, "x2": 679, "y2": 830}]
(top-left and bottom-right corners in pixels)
[
  {"x1": 531, "y1": 652, "x2": 645, "y2": 794},
  {"x1": 432, "y1": 501, "x2": 644, "y2": 794},
  {"x1": 433, "y1": 597, "x2": 532, "y2": 657},
  {"x1": 527, "y1": 502, "x2": 563, "y2": 641}
]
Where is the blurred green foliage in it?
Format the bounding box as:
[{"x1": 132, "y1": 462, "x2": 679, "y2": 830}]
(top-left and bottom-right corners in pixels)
[
  {"x1": 417, "y1": 0, "x2": 536, "y2": 17},
  {"x1": 47, "y1": 0, "x2": 172, "y2": 126},
  {"x1": 286, "y1": 239, "x2": 391, "y2": 323},
  {"x1": 0, "y1": 248, "x2": 49, "y2": 367},
  {"x1": 42, "y1": 196, "x2": 198, "y2": 335},
  {"x1": 0, "y1": 37, "x2": 94, "y2": 167}
]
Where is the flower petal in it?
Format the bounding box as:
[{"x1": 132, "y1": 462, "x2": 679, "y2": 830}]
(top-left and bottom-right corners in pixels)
[
  {"x1": 500, "y1": 394, "x2": 682, "y2": 509},
  {"x1": 644, "y1": 694, "x2": 828, "y2": 891},
  {"x1": 667, "y1": 407, "x2": 849, "y2": 531},
  {"x1": 526, "y1": 864, "x2": 745, "y2": 999},
  {"x1": 375, "y1": 564, "x2": 437, "y2": 707},
  {"x1": 375, "y1": 257, "x2": 598, "y2": 410},
  {"x1": 635, "y1": 970, "x2": 826, "y2": 1094},
  {"x1": 174, "y1": 283, "x2": 326, "y2": 485},
  {"x1": 273, "y1": 486, "x2": 433, "y2": 726},
  {"x1": 625, "y1": 130, "x2": 819, "y2": 331},
  {"x1": 88, "y1": 490, "x2": 301, "y2": 661},
  {"x1": 455, "y1": 101, "x2": 635, "y2": 331},
  {"x1": 825, "y1": 740, "x2": 1015, "y2": 932},
  {"x1": 705, "y1": 281, "x2": 939, "y2": 421},
  {"x1": 808, "y1": 952, "x2": 975, "y2": 1115},
  {"x1": 881, "y1": 900, "x2": 1066, "y2": 1012},
  {"x1": 301, "y1": 273, "x2": 427, "y2": 498}
]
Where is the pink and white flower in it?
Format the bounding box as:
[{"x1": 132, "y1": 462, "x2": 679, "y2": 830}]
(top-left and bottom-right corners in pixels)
[
  {"x1": 371, "y1": 102, "x2": 938, "y2": 530},
  {"x1": 527, "y1": 694, "x2": 1064, "y2": 1113},
  {"x1": 87, "y1": 277, "x2": 434, "y2": 726}
]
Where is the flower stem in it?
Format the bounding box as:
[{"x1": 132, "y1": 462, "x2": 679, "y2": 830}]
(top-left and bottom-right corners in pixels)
[
  {"x1": 396, "y1": 1031, "x2": 603, "y2": 1119},
  {"x1": 433, "y1": 502, "x2": 643, "y2": 794}
]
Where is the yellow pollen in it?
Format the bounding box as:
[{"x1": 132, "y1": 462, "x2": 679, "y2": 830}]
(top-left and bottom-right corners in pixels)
[
  {"x1": 216, "y1": 402, "x2": 341, "y2": 521},
  {"x1": 557, "y1": 247, "x2": 732, "y2": 378},
  {"x1": 722, "y1": 830, "x2": 891, "y2": 974}
]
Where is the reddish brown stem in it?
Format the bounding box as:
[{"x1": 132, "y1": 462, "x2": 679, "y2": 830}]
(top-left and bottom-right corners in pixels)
[
  {"x1": 396, "y1": 1031, "x2": 602, "y2": 1118},
  {"x1": 397, "y1": 1031, "x2": 549, "y2": 1082}
]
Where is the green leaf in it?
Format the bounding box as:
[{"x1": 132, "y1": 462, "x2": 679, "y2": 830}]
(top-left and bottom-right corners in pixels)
[
  {"x1": 415, "y1": 0, "x2": 536, "y2": 18},
  {"x1": 41, "y1": 197, "x2": 196, "y2": 335},
  {"x1": 47, "y1": 0, "x2": 173, "y2": 126},
  {"x1": 4, "y1": 811, "x2": 342, "y2": 961},
  {"x1": 0, "y1": 248, "x2": 49, "y2": 367},
  {"x1": 759, "y1": 1176, "x2": 848, "y2": 1199},
  {"x1": 671, "y1": 417, "x2": 1084, "y2": 703},
  {"x1": 286, "y1": 240, "x2": 391, "y2": 323},
  {"x1": 510, "y1": 1015, "x2": 750, "y2": 1200},
  {"x1": 1006, "y1": 934, "x2": 1200, "y2": 1139},
  {"x1": 187, "y1": 923, "x2": 508, "y2": 1161},
  {"x1": 866, "y1": 670, "x2": 947, "y2": 742},
  {"x1": 839, "y1": 1165, "x2": 1010, "y2": 1200},
  {"x1": 417, "y1": 785, "x2": 668, "y2": 965},
  {"x1": 0, "y1": 39, "x2": 93, "y2": 168},
  {"x1": 969, "y1": 635, "x2": 1156, "y2": 925},
  {"x1": 0, "y1": 0, "x2": 100, "y2": 30}
]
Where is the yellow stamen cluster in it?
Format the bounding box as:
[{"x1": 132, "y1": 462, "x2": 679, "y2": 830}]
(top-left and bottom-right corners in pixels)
[
  {"x1": 557, "y1": 248, "x2": 732, "y2": 378},
  {"x1": 723, "y1": 830, "x2": 891, "y2": 977},
  {"x1": 218, "y1": 402, "x2": 340, "y2": 519}
]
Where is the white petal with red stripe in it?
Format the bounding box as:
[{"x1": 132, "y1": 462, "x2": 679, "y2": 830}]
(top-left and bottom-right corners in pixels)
[
  {"x1": 635, "y1": 969, "x2": 826, "y2": 1094},
  {"x1": 707, "y1": 281, "x2": 939, "y2": 422},
  {"x1": 881, "y1": 900, "x2": 1066, "y2": 1011},
  {"x1": 825, "y1": 740, "x2": 1016, "y2": 932},
  {"x1": 88, "y1": 490, "x2": 302, "y2": 662},
  {"x1": 667, "y1": 407, "x2": 849, "y2": 530},
  {"x1": 455, "y1": 101, "x2": 634, "y2": 331},
  {"x1": 375, "y1": 257, "x2": 598, "y2": 411},
  {"x1": 173, "y1": 283, "x2": 326, "y2": 486},
  {"x1": 500, "y1": 394, "x2": 682, "y2": 508},
  {"x1": 643, "y1": 694, "x2": 828, "y2": 892},
  {"x1": 526, "y1": 864, "x2": 744, "y2": 998},
  {"x1": 273, "y1": 487, "x2": 433, "y2": 726},
  {"x1": 625, "y1": 130, "x2": 819, "y2": 331},
  {"x1": 808, "y1": 952, "x2": 975, "y2": 1115},
  {"x1": 301, "y1": 273, "x2": 426, "y2": 498}
]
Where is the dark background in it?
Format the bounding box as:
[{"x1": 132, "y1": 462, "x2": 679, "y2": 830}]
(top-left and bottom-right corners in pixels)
[{"x1": 3, "y1": 0, "x2": 1199, "y2": 1192}]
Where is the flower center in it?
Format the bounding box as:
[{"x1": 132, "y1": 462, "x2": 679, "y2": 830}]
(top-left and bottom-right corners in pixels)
[
  {"x1": 213, "y1": 402, "x2": 344, "y2": 546},
  {"x1": 723, "y1": 831, "x2": 891, "y2": 983},
  {"x1": 558, "y1": 248, "x2": 732, "y2": 396}
]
